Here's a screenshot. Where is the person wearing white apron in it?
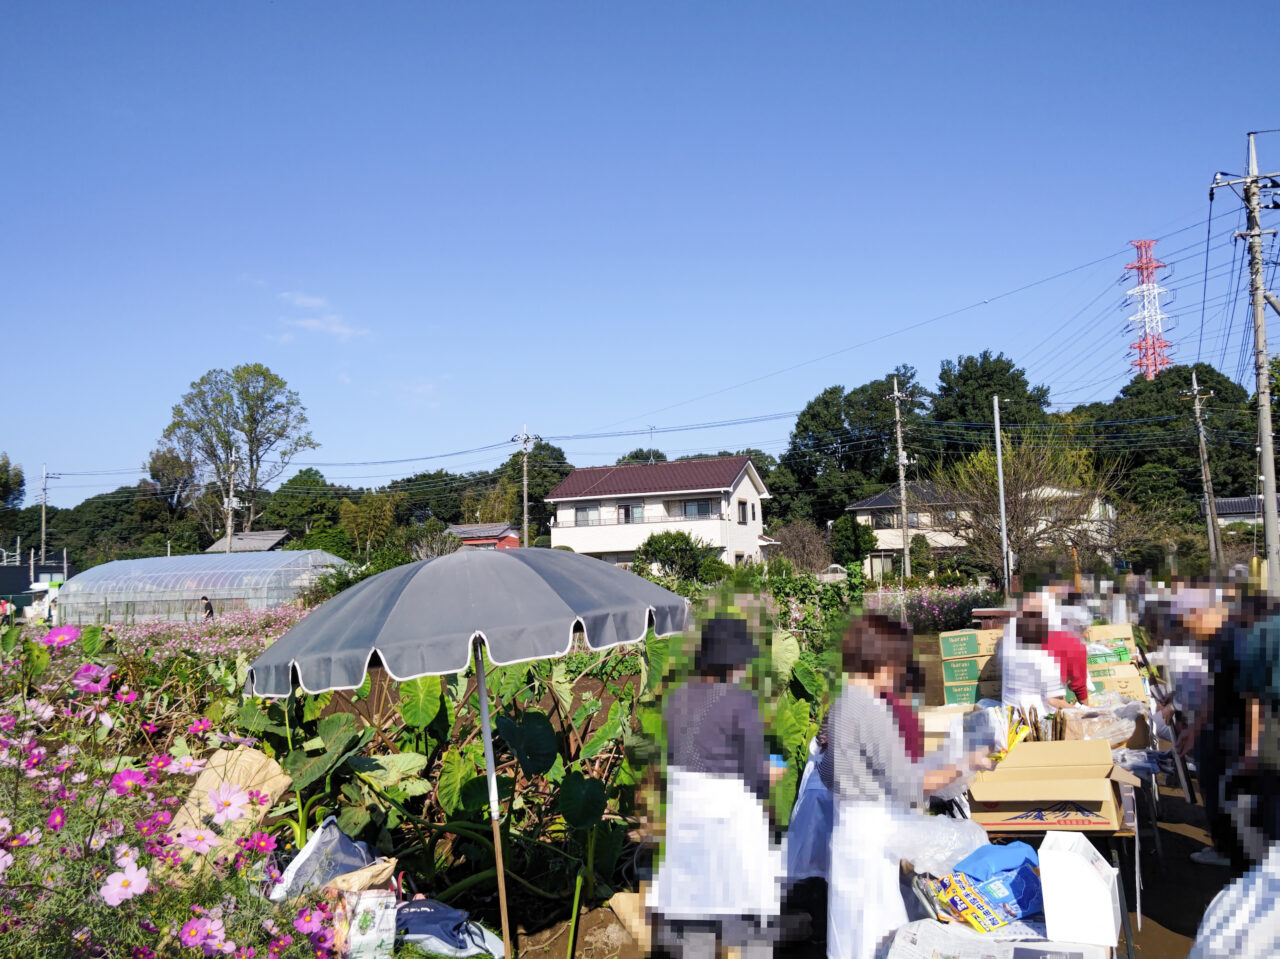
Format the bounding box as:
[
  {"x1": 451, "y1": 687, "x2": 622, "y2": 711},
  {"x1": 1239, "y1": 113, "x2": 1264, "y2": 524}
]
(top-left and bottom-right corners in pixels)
[
  {"x1": 821, "y1": 614, "x2": 985, "y2": 959},
  {"x1": 652, "y1": 617, "x2": 783, "y2": 959}
]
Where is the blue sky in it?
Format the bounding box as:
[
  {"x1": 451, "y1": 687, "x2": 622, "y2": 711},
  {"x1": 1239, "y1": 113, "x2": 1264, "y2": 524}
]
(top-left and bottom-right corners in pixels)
[{"x1": 3, "y1": 2, "x2": 1276, "y2": 507}]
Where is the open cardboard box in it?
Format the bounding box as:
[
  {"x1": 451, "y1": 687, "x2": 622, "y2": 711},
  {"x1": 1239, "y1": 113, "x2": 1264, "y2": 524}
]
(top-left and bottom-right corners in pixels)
[
  {"x1": 968, "y1": 739, "x2": 1141, "y2": 831},
  {"x1": 938, "y1": 628, "x2": 1004, "y2": 660}
]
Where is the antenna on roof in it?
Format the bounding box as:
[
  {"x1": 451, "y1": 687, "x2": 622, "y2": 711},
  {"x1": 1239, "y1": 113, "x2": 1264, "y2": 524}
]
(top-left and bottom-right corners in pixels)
[{"x1": 647, "y1": 427, "x2": 656, "y2": 464}]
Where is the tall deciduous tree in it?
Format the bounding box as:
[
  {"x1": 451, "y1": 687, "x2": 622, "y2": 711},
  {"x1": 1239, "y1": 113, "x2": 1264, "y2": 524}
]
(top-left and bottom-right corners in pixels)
[
  {"x1": 339, "y1": 492, "x2": 404, "y2": 559},
  {"x1": 497, "y1": 441, "x2": 573, "y2": 536},
  {"x1": 829, "y1": 514, "x2": 878, "y2": 569},
  {"x1": 162, "y1": 364, "x2": 318, "y2": 533},
  {"x1": 0, "y1": 453, "x2": 25, "y2": 543},
  {"x1": 616, "y1": 448, "x2": 667, "y2": 465},
  {"x1": 260, "y1": 468, "x2": 343, "y2": 538},
  {"x1": 773, "y1": 520, "x2": 833, "y2": 574}
]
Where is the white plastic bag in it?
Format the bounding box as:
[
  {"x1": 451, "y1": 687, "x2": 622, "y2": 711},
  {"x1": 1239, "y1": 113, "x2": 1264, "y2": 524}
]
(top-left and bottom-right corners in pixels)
[{"x1": 887, "y1": 811, "x2": 989, "y2": 878}]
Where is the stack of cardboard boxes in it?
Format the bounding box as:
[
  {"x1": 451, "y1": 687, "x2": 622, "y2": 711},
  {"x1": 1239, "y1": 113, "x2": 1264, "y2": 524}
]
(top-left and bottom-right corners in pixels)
[
  {"x1": 938, "y1": 629, "x2": 1004, "y2": 705},
  {"x1": 1080, "y1": 624, "x2": 1145, "y2": 702}
]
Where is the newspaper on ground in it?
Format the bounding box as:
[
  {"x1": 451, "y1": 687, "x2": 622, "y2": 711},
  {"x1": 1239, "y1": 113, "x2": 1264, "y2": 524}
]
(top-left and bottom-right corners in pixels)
[{"x1": 886, "y1": 919, "x2": 1109, "y2": 959}]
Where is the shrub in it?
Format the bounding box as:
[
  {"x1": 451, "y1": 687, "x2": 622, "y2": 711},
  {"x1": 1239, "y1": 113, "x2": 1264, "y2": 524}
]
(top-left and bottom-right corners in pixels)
[
  {"x1": 863, "y1": 583, "x2": 1003, "y2": 633},
  {"x1": 698, "y1": 557, "x2": 733, "y2": 583},
  {"x1": 634, "y1": 531, "x2": 719, "y2": 581}
]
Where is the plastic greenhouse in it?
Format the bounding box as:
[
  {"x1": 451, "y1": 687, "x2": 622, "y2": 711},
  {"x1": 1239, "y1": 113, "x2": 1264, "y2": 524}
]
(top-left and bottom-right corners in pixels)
[{"x1": 57, "y1": 550, "x2": 348, "y2": 624}]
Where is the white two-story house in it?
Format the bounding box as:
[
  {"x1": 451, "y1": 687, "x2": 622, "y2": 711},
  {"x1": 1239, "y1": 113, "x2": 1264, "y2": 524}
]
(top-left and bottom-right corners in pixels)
[{"x1": 546, "y1": 456, "x2": 771, "y2": 567}]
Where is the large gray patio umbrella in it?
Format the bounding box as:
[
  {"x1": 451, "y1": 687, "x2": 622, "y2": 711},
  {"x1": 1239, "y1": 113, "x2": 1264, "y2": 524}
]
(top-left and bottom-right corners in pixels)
[{"x1": 245, "y1": 547, "x2": 688, "y2": 956}]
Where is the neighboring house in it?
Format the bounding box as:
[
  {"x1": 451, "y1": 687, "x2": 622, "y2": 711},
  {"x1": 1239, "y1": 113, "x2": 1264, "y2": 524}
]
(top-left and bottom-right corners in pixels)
[
  {"x1": 205, "y1": 529, "x2": 291, "y2": 553},
  {"x1": 445, "y1": 522, "x2": 521, "y2": 549},
  {"x1": 546, "y1": 456, "x2": 771, "y2": 567},
  {"x1": 847, "y1": 481, "x2": 1116, "y2": 582},
  {"x1": 1203, "y1": 495, "x2": 1276, "y2": 526},
  {"x1": 847, "y1": 482, "x2": 967, "y2": 582}
]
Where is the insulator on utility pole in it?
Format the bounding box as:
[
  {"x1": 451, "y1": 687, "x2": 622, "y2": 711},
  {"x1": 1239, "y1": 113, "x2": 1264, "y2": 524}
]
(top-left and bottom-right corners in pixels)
[{"x1": 512, "y1": 428, "x2": 541, "y2": 548}]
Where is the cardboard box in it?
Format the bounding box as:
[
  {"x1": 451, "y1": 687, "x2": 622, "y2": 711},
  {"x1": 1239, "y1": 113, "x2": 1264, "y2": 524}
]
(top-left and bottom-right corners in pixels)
[
  {"x1": 967, "y1": 739, "x2": 1141, "y2": 831},
  {"x1": 941, "y1": 654, "x2": 1001, "y2": 684},
  {"x1": 920, "y1": 704, "x2": 975, "y2": 751},
  {"x1": 1083, "y1": 624, "x2": 1135, "y2": 644},
  {"x1": 1086, "y1": 662, "x2": 1146, "y2": 701},
  {"x1": 943, "y1": 680, "x2": 1002, "y2": 706},
  {"x1": 1085, "y1": 647, "x2": 1132, "y2": 666},
  {"x1": 1039, "y1": 831, "x2": 1122, "y2": 948},
  {"x1": 938, "y1": 629, "x2": 1003, "y2": 660}
]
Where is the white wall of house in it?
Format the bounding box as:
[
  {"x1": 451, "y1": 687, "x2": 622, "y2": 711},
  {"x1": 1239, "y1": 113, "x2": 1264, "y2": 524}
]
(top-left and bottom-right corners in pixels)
[{"x1": 549, "y1": 471, "x2": 768, "y2": 565}]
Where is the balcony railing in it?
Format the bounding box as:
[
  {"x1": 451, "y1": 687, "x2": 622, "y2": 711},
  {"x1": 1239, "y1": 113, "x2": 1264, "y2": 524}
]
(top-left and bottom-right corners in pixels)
[{"x1": 554, "y1": 512, "x2": 728, "y2": 529}]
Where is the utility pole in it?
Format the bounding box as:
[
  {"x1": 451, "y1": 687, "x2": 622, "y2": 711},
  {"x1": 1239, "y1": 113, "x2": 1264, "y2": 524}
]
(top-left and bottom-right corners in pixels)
[
  {"x1": 1213, "y1": 135, "x2": 1280, "y2": 593},
  {"x1": 40, "y1": 465, "x2": 60, "y2": 566},
  {"x1": 1184, "y1": 371, "x2": 1223, "y2": 572},
  {"x1": 224, "y1": 454, "x2": 239, "y2": 554},
  {"x1": 512, "y1": 428, "x2": 541, "y2": 547},
  {"x1": 993, "y1": 396, "x2": 1011, "y2": 590},
  {"x1": 888, "y1": 377, "x2": 911, "y2": 579}
]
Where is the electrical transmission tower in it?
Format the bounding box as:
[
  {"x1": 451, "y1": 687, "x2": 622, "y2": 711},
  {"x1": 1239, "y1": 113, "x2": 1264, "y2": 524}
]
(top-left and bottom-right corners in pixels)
[{"x1": 1124, "y1": 239, "x2": 1172, "y2": 380}]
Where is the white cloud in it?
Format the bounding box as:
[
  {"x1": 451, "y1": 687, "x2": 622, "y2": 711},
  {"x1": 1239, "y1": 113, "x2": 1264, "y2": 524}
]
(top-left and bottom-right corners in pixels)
[
  {"x1": 282, "y1": 314, "x2": 370, "y2": 340},
  {"x1": 337, "y1": 372, "x2": 352, "y2": 384},
  {"x1": 279, "y1": 290, "x2": 330, "y2": 310}
]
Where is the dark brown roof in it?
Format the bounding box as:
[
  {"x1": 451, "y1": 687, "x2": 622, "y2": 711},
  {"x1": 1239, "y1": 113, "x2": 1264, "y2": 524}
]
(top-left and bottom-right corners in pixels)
[
  {"x1": 445, "y1": 523, "x2": 517, "y2": 540},
  {"x1": 546, "y1": 456, "x2": 757, "y2": 501}
]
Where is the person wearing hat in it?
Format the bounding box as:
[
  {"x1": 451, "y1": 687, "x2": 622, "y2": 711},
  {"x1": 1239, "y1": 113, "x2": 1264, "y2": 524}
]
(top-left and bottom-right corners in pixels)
[{"x1": 651, "y1": 616, "x2": 783, "y2": 959}]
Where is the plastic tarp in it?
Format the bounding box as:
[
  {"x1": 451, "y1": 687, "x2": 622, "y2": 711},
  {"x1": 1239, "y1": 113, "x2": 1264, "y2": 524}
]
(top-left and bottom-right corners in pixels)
[
  {"x1": 396, "y1": 899, "x2": 504, "y2": 958},
  {"x1": 269, "y1": 816, "x2": 375, "y2": 902}
]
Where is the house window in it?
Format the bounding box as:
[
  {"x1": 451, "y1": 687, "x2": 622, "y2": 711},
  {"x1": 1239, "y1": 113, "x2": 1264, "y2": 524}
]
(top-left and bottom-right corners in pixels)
[
  {"x1": 872, "y1": 512, "x2": 899, "y2": 530},
  {"x1": 575, "y1": 505, "x2": 599, "y2": 527},
  {"x1": 751, "y1": 503, "x2": 756, "y2": 521},
  {"x1": 734, "y1": 553, "x2": 745, "y2": 566},
  {"x1": 907, "y1": 511, "x2": 923, "y2": 529},
  {"x1": 738, "y1": 500, "x2": 748, "y2": 525},
  {"x1": 619, "y1": 503, "x2": 643, "y2": 524},
  {"x1": 683, "y1": 499, "x2": 713, "y2": 519}
]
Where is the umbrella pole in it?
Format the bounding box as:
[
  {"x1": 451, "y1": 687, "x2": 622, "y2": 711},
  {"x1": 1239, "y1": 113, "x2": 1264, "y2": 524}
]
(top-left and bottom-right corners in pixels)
[{"x1": 473, "y1": 639, "x2": 512, "y2": 959}]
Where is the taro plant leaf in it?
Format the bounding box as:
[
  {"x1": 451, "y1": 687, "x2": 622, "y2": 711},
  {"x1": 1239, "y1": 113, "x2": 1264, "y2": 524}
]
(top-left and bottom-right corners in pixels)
[
  {"x1": 0, "y1": 626, "x2": 21, "y2": 655},
  {"x1": 545, "y1": 753, "x2": 566, "y2": 785},
  {"x1": 336, "y1": 801, "x2": 373, "y2": 838},
  {"x1": 302, "y1": 691, "x2": 333, "y2": 723},
  {"x1": 642, "y1": 636, "x2": 669, "y2": 693},
  {"x1": 283, "y1": 714, "x2": 364, "y2": 792},
  {"x1": 236, "y1": 702, "x2": 271, "y2": 735},
  {"x1": 547, "y1": 662, "x2": 575, "y2": 716},
  {"x1": 461, "y1": 775, "x2": 513, "y2": 812},
  {"x1": 770, "y1": 630, "x2": 801, "y2": 683},
  {"x1": 399, "y1": 676, "x2": 442, "y2": 729},
  {"x1": 493, "y1": 664, "x2": 530, "y2": 705},
  {"x1": 560, "y1": 770, "x2": 606, "y2": 829},
  {"x1": 792, "y1": 660, "x2": 823, "y2": 700},
  {"x1": 769, "y1": 694, "x2": 812, "y2": 757},
  {"x1": 347, "y1": 752, "x2": 429, "y2": 791},
  {"x1": 80, "y1": 626, "x2": 106, "y2": 657},
  {"x1": 581, "y1": 702, "x2": 623, "y2": 759},
  {"x1": 437, "y1": 748, "x2": 477, "y2": 816},
  {"x1": 769, "y1": 760, "x2": 801, "y2": 828},
  {"x1": 352, "y1": 673, "x2": 373, "y2": 702},
  {"x1": 593, "y1": 820, "x2": 627, "y2": 882},
  {"x1": 397, "y1": 778, "x2": 434, "y2": 798},
  {"x1": 317, "y1": 713, "x2": 361, "y2": 753},
  {"x1": 495, "y1": 710, "x2": 557, "y2": 778}
]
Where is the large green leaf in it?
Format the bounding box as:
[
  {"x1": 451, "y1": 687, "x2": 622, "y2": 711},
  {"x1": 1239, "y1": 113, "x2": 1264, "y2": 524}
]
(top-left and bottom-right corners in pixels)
[
  {"x1": 792, "y1": 660, "x2": 823, "y2": 700},
  {"x1": 21, "y1": 640, "x2": 49, "y2": 678},
  {"x1": 437, "y1": 748, "x2": 477, "y2": 816},
  {"x1": 493, "y1": 664, "x2": 530, "y2": 704},
  {"x1": 347, "y1": 752, "x2": 429, "y2": 791},
  {"x1": 495, "y1": 710, "x2": 558, "y2": 778},
  {"x1": 769, "y1": 695, "x2": 812, "y2": 756},
  {"x1": 399, "y1": 676, "x2": 442, "y2": 728},
  {"x1": 0, "y1": 626, "x2": 20, "y2": 655},
  {"x1": 282, "y1": 713, "x2": 364, "y2": 791},
  {"x1": 317, "y1": 712, "x2": 361, "y2": 752},
  {"x1": 642, "y1": 636, "x2": 669, "y2": 693},
  {"x1": 770, "y1": 761, "x2": 801, "y2": 828},
  {"x1": 770, "y1": 630, "x2": 800, "y2": 682},
  {"x1": 547, "y1": 662, "x2": 575, "y2": 715},
  {"x1": 581, "y1": 702, "x2": 622, "y2": 759},
  {"x1": 560, "y1": 770, "x2": 606, "y2": 829},
  {"x1": 336, "y1": 801, "x2": 372, "y2": 837},
  {"x1": 80, "y1": 626, "x2": 106, "y2": 657}
]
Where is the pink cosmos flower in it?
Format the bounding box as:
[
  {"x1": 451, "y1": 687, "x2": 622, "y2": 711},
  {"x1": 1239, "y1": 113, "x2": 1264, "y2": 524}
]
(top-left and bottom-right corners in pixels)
[
  {"x1": 0, "y1": 850, "x2": 12, "y2": 876},
  {"x1": 234, "y1": 948, "x2": 257, "y2": 959},
  {"x1": 293, "y1": 905, "x2": 323, "y2": 934},
  {"x1": 242, "y1": 831, "x2": 276, "y2": 855},
  {"x1": 114, "y1": 688, "x2": 138, "y2": 704},
  {"x1": 141, "y1": 722, "x2": 160, "y2": 735},
  {"x1": 111, "y1": 769, "x2": 147, "y2": 796},
  {"x1": 99, "y1": 862, "x2": 149, "y2": 906},
  {"x1": 200, "y1": 919, "x2": 235, "y2": 956},
  {"x1": 208, "y1": 783, "x2": 249, "y2": 825},
  {"x1": 47, "y1": 807, "x2": 65, "y2": 832},
  {"x1": 12, "y1": 828, "x2": 41, "y2": 847},
  {"x1": 167, "y1": 755, "x2": 207, "y2": 776},
  {"x1": 71, "y1": 664, "x2": 112, "y2": 693},
  {"x1": 175, "y1": 827, "x2": 221, "y2": 855},
  {"x1": 188, "y1": 718, "x2": 212, "y2": 735},
  {"x1": 180, "y1": 918, "x2": 212, "y2": 948},
  {"x1": 310, "y1": 927, "x2": 335, "y2": 950},
  {"x1": 114, "y1": 843, "x2": 139, "y2": 868},
  {"x1": 41, "y1": 626, "x2": 81, "y2": 648}
]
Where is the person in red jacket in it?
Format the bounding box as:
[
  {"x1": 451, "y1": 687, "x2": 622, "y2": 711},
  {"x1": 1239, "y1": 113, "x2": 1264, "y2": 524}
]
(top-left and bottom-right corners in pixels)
[{"x1": 1035, "y1": 611, "x2": 1091, "y2": 705}]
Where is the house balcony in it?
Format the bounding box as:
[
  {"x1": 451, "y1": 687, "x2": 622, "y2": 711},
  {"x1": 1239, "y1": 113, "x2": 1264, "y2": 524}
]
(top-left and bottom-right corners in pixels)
[{"x1": 553, "y1": 512, "x2": 728, "y2": 529}]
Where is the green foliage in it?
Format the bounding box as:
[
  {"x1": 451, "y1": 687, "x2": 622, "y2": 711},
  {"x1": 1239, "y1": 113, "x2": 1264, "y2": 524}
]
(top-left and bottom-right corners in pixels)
[
  {"x1": 829, "y1": 514, "x2": 878, "y2": 568},
  {"x1": 932, "y1": 350, "x2": 1049, "y2": 445},
  {"x1": 909, "y1": 534, "x2": 933, "y2": 574},
  {"x1": 616, "y1": 448, "x2": 667, "y2": 464},
  {"x1": 496, "y1": 710, "x2": 558, "y2": 778},
  {"x1": 634, "y1": 531, "x2": 721, "y2": 581},
  {"x1": 560, "y1": 770, "x2": 606, "y2": 828},
  {"x1": 698, "y1": 556, "x2": 734, "y2": 583}
]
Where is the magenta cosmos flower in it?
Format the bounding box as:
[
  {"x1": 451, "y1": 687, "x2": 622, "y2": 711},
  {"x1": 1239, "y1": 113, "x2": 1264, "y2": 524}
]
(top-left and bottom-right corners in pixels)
[
  {"x1": 47, "y1": 807, "x2": 65, "y2": 831},
  {"x1": 111, "y1": 769, "x2": 147, "y2": 797},
  {"x1": 293, "y1": 905, "x2": 324, "y2": 934},
  {"x1": 71, "y1": 664, "x2": 112, "y2": 693},
  {"x1": 41, "y1": 626, "x2": 81, "y2": 649},
  {"x1": 208, "y1": 783, "x2": 249, "y2": 825},
  {"x1": 100, "y1": 862, "x2": 149, "y2": 906},
  {"x1": 180, "y1": 918, "x2": 212, "y2": 948}
]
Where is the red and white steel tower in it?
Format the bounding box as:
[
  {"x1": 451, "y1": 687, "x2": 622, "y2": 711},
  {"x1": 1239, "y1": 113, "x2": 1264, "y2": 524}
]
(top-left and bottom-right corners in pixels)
[{"x1": 1124, "y1": 239, "x2": 1172, "y2": 380}]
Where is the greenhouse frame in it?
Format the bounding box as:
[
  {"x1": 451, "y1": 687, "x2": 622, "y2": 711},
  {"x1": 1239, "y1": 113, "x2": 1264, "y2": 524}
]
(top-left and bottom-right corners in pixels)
[{"x1": 57, "y1": 550, "x2": 348, "y2": 624}]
